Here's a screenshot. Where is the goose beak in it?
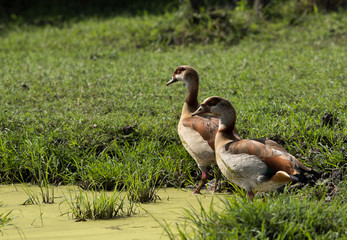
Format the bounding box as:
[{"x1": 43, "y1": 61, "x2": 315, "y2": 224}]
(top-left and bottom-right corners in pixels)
[
  {"x1": 167, "y1": 76, "x2": 178, "y2": 86},
  {"x1": 192, "y1": 105, "x2": 208, "y2": 116}
]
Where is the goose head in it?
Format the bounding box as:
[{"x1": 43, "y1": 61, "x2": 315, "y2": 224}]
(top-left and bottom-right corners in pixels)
[
  {"x1": 167, "y1": 65, "x2": 199, "y2": 86},
  {"x1": 192, "y1": 96, "x2": 237, "y2": 130},
  {"x1": 192, "y1": 96, "x2": 235, "y2": 116}
]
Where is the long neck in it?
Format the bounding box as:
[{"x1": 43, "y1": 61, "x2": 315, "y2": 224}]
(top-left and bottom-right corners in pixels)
[
  {"x1": 215, "y1": 111, "x2": 238, "y2": 150},
  {"x1": 181, "y1": 80, "x2": 199, "y2": 116},
  {"x1": 185, "y1": 80, "x2": 199, "y2": 109}
]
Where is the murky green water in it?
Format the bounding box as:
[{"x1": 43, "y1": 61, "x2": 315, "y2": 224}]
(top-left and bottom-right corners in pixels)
[{"x1": 1, "y1": 185, "x2": 229, "y2": 240}]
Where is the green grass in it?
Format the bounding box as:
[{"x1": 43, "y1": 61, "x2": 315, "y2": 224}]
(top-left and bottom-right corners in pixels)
[
  {"x1": 63, "y1": 187, "x2": 138, "y2": 221},
  {"x1": 0, "y1": 0, "x2": 346, "y2": 232},
  {"x1": 0, "y1": 203, "x2": 13, "y2": 235},
  {"x1": 1, "y1": 11, "x2": 345, "y2": 187},
  {"x1": 162, "y1": 190, "x2": 347, "y2": 239}
]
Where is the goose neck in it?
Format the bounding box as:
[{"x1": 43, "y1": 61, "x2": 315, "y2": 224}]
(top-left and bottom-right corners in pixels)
[
  {"x1": 217, "y1": 112, "x2": 237, "y2": 138},
  {"x1": 185, "y1": 80, "x2": 199, "y2": 108}
]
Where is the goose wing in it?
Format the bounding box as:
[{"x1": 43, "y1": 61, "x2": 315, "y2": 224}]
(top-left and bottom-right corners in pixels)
[
  {"x1": 224, "y1": 140, "x2": 301, "y2": 175},
  {"x1": 181, "y1": 115, "x2": 219, "y2": 150}
]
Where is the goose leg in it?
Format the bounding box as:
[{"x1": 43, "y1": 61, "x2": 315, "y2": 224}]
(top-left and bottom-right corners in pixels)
[
  {"x1": 212, "y1": 168, "x2": 221, "y2": 193},
  {"x1": 248, "y1": 190, "x2": 255, "y2": 201},
  {"x1": 193, "y1": 170, "x2": 207, "y2": 195}
]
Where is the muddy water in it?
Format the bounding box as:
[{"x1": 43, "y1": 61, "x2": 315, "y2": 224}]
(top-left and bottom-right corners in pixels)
[{"x1": 0, "y1": 185, "x2": 229, "y2": 240}]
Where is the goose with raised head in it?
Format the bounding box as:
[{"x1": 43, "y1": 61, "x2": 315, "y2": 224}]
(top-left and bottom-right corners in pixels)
[
  {"x1": 167, "y1": 66, "x2": 241, "y2": 194},
  {"x1": 192, "y1": 96, "x2": 317, "y2": 199}
]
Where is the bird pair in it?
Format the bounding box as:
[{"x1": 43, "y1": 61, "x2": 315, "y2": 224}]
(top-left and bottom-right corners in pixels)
[{"x1": 167, "y1": 65, "x2": 317, "y2": 198}]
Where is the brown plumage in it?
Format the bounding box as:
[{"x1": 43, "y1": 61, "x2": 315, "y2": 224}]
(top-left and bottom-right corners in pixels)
[
  {"x1": 167, "y1": 66, "x2": 304, "y2": 195},
  {"x1": 167, "y1": 66, "x2": 238, "y2": 194},
  {"x1": 181, "y1": 115, "x2": 219, "y2": 149},
  {"x1": 192, "y1": 96, "x2": 318, "y2": 199},
  {"x1": 167, "y1": 66, "x2": 226, "y2": 194}
]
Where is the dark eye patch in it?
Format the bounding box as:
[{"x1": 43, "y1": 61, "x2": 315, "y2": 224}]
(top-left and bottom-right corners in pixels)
[
  {"x1": 208, "y1": 97, "x2": 221, "y2": 106},
  {"x1": 174, "y1": 67, "x2": 185, "y2": 74}
]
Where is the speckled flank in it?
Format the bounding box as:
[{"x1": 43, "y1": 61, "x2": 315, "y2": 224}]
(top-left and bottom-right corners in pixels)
[{"x1": 217, "y1": 150, "x2": 270, "y2": 191}]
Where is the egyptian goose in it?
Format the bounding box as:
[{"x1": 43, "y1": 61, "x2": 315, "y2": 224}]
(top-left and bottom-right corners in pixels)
[
  {"x1": 167, "y1": 66, "x2": 241, "y2": 194},
  {"x1": 192, "y1": 96, "x2": 316, "y2": 199}
]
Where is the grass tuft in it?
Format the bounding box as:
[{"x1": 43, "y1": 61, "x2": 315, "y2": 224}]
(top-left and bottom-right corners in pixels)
[
  {"x1": 63, "y1": 187, "x2": 138, "y2": 221},
  {"x1": 126, "y1": 169, "x2": 162, "y2": 203},
  {"x1": 0, "y1": 207, "x2": 13, "y2": 235}
]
